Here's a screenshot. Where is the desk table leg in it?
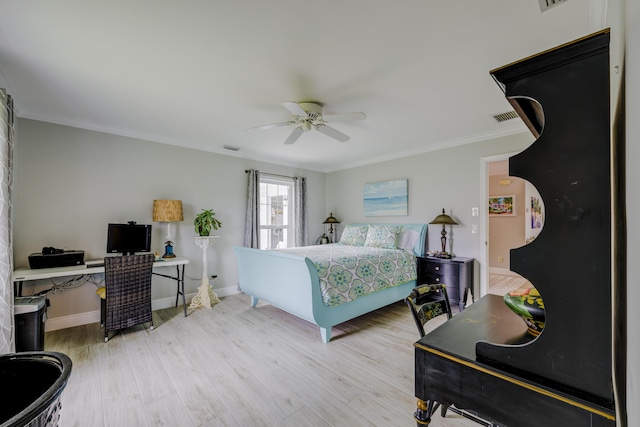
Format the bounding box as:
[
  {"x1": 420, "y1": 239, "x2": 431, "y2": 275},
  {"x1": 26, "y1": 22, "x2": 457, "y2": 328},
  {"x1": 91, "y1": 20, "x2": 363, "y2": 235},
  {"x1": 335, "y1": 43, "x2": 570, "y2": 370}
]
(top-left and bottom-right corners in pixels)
[
  {"x1": 175, "y1": 265, "x2": 187, "y2": 317},
  {"x1": 154, "y1": 265, "x2": 188, "y2": 317},
  {"x1": 14, "y1": 281, "x2": 23, "y2": 297}
]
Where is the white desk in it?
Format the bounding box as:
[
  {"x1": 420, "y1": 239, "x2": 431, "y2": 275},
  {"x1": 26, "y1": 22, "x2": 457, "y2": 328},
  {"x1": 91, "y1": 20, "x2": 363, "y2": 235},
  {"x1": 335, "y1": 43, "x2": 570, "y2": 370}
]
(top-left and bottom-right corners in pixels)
[{"x1": 13, "y1": 257, "x2": 190, "y2": 317}]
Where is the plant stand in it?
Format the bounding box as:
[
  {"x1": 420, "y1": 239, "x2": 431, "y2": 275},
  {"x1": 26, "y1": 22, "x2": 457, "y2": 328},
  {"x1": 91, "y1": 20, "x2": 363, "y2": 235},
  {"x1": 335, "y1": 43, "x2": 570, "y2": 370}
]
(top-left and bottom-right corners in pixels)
[{"x1": 189, "y1": 236, "x2": 220, "y2": 309}]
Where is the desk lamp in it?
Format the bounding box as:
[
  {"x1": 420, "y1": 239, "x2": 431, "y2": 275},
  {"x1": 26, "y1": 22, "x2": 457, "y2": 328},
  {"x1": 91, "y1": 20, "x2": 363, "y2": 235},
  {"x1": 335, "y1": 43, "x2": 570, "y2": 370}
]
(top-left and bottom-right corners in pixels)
[
  {"x1": 323, "y1": 213, "x2": 340, "y2": 243},
  {"x1": 429, "y1": 208, "x2": 458, "y2": 259},
  {"x1": 153, "y1": 200, "x2": 184, "y2": 258}
]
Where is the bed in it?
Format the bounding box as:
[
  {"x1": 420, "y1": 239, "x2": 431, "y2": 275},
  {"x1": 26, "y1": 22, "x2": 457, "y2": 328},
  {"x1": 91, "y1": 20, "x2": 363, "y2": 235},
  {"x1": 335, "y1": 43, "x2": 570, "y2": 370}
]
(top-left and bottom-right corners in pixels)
[{"x1": 233, "y1": 223, "x2": 427, "y2": 342}]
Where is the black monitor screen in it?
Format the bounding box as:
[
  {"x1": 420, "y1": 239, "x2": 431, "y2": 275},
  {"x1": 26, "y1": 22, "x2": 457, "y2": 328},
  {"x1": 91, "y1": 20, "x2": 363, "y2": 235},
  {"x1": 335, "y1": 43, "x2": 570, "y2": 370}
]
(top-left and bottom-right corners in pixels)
[{"x1": 106, "y1": 223, "x2": 152, "y2": 255}]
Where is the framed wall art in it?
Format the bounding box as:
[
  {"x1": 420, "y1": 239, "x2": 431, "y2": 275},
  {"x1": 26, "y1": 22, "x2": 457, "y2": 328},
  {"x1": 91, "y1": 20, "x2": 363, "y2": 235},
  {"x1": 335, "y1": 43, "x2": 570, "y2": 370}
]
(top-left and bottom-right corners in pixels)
[
  {"x1": 363, "y1": 179, "x2": 408, "y2": 216},
  {"x1": 531, "y1": 196, "x2": 543, "y2": 228},
  {"x1": 488, "y1": 195, "x2": 515, "y2": 216}
]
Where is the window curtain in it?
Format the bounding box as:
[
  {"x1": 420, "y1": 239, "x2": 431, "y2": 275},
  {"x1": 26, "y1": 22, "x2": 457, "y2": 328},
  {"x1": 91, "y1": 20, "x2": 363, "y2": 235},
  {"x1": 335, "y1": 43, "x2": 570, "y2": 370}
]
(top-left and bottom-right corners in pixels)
[
  {"x1": 294, "y1": 176, "x2": 307, "y2": 247},
  {"x1": 0, "y1": 89, "x2": 14, "y2": 353},
  {"x1": 244, "y1": 169, "x2": 260, "y2": 248}
]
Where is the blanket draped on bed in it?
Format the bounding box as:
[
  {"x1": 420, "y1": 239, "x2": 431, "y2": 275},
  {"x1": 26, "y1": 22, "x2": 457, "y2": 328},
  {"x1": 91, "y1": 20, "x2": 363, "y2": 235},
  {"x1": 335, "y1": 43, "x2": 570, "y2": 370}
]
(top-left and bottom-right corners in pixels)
[{"x1": 273, "y1": 244, "x2": 417, "y2": 307}]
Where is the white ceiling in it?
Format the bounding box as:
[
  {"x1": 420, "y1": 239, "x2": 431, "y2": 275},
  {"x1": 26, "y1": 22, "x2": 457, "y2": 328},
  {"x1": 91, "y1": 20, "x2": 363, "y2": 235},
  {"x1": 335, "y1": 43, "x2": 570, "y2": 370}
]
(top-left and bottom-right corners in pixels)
[{"x1": 0, "y1": 1, "x2": 605, "y2": 172}]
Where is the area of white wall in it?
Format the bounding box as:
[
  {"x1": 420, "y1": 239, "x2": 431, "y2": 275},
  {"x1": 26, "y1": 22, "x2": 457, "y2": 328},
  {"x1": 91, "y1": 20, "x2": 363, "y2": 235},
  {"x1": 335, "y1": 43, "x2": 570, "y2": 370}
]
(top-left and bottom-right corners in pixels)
[
  {"x1": 325, "y1": 132, "x2": 535, "y2": 296},
  {"x1": 13, "y1": 118, "x2": 327, "y2": 327}
]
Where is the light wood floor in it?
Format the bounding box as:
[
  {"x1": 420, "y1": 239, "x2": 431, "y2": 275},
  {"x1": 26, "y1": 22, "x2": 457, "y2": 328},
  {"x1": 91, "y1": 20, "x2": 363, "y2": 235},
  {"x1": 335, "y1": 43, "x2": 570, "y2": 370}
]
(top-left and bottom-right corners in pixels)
[
  {"x1": 487, "y1": 273, "x2": 530, "y2": 296},
  {"x1": 45, "y1": 293, "x2": 480, "y2": 427}
]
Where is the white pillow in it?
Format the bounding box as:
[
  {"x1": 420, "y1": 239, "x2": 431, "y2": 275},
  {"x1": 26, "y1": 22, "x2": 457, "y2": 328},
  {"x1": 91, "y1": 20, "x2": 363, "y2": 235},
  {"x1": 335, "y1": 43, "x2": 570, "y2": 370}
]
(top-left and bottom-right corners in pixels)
[{"x1": 398, "y1": 228, "x2": 420, "y2": 253}]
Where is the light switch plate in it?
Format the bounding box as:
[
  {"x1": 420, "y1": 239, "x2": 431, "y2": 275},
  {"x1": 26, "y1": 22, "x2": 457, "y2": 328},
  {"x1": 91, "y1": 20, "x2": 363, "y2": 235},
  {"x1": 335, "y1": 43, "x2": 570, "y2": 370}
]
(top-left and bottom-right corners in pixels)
[
  {"x1": 472, "y1": 207, "x2": 479, "y2": 217},
  {"x1": 472, "y1": 224, "x2": 478, "y2": 234}
]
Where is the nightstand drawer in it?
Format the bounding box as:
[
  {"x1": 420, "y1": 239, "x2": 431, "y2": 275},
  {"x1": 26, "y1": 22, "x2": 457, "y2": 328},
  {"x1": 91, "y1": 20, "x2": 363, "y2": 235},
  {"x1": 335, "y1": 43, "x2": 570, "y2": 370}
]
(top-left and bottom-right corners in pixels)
[
  {"x1": 422, "y1": 273, "x2": 449, "y2": 285},
  {"x1": 421, "y1": 261, "x2": 456, "y2": 277},
  {"x1": 417, "y1": 256, "x2": 474, "y2": 311}
]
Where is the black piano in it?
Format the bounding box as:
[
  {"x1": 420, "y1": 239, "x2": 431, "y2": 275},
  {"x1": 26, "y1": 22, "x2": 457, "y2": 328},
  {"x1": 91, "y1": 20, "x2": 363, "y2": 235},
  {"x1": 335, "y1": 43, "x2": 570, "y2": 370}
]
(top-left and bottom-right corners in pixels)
[{"x1": 413, "y1": 29, "x2": 622, "y2": 427}]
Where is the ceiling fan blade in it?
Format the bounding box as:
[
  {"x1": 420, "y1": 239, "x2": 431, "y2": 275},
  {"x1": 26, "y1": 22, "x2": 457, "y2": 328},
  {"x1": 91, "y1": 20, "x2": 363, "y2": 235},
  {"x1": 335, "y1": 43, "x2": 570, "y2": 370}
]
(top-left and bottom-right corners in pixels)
[
  {"x1": 246, "y1": 121, "x2": 295, "y2": 132},
  {"x1": 315, "y1": 124, "x2": 350, "y2": 142},
  {"x1": 323, "y1": 112, "x2": 367, "y2": 122},
  {"x1": 284, "y1": 126, "x2": 304, "y2": 145},
  {"x1": 282, "y1": 101, "x2": 308, "y2": 117}
]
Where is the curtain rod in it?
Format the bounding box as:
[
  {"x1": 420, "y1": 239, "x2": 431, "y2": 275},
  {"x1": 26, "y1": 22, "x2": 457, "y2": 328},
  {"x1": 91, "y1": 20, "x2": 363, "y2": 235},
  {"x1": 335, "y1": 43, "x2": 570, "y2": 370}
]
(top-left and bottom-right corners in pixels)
[{"x1": 245, "y1": 169, "x2": 297, "y2": 180}]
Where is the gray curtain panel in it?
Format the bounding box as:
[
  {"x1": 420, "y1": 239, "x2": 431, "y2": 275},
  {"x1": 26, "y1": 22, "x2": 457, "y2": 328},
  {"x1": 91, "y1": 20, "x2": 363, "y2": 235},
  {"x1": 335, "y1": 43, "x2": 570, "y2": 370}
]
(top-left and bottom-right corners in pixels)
[
  {"x1": 244, "y1": 169, "x2": 260, "y2": 248},
  {"x1": 0, "y1": 89, "x2": 14, "y2": 353},
  {"x1": 294, "y1": 176, "x2": 307, "y2": 247}
]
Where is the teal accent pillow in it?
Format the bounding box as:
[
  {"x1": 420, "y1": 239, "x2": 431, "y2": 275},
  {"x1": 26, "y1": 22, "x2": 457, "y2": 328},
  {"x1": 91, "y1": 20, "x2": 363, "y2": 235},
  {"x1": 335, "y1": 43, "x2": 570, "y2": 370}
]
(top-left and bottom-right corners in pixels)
[
  {"x1": 339, "y1": 225, "x2": 369, "y2": 246},
  {"x1": 364, "y1": 225, "x2": 401, "y2": 249}
]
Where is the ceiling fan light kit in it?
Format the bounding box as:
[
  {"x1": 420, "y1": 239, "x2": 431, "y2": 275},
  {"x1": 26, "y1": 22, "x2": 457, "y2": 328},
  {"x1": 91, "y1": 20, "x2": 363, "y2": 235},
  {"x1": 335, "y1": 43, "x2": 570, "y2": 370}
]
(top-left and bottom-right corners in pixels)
[{"x1": 248, "y1": 101, "x2": 366, "y2": 145}]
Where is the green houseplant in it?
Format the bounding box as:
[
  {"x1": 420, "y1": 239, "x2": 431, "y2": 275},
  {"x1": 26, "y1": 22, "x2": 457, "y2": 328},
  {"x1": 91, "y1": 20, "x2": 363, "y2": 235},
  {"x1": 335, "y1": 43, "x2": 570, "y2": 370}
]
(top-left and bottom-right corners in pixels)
[{"x1": 194, "y1": 209, "x2": 222, "y2": 236}]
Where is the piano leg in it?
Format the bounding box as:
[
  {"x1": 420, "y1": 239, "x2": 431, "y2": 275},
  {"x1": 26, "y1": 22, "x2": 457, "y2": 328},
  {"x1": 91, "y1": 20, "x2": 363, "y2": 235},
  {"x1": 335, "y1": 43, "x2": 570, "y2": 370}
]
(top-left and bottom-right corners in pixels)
[{"x1": 414, "y1": 398, "x2": 438, "y2": 426}]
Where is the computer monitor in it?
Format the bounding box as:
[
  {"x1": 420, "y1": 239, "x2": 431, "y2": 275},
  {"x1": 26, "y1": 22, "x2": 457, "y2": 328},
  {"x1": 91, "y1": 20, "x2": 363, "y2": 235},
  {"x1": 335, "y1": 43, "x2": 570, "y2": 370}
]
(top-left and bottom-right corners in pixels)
[{"x1": 106, "y1": 223, "x2": 152, "y2": 256}]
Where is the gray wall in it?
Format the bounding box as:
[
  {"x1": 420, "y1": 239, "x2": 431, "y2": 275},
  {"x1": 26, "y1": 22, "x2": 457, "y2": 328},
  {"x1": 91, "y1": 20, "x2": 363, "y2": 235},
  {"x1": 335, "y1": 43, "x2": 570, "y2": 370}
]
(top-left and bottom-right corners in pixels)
[{"x1": 13, "y1": 118, "x2": 327, "y2": 321}]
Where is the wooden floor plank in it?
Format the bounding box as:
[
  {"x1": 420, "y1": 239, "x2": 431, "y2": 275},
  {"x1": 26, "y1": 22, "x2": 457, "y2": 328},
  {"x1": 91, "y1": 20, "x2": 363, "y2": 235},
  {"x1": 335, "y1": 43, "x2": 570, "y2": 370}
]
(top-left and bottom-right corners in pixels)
[
  {"x1": 46, "y1": 292, "x2": 480, "y2": 426},
  {"x1": 99, "y1": 353, "x2": 148, "y2": 426}
]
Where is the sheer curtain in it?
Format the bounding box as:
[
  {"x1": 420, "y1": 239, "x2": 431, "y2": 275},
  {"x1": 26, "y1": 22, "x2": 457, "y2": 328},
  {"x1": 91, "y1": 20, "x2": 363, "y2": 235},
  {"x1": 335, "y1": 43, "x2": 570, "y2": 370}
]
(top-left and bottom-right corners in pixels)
[
  {"x1": 0, "y1": 89, "x2": 14, "y2": 353},
  {"x1": 244, "y1": 169, "x2": 260, "y2": 248},
  {"x1": 294, "y1": 176, "x2": 307, "y2": 247}
]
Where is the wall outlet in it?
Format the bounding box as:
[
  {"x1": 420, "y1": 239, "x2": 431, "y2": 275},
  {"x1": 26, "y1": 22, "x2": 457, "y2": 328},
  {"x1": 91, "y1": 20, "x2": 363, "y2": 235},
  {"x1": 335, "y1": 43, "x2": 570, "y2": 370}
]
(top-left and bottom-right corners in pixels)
[
  {"x1": 498, "y1": 256, "x2": 504, "y2": 263},
  {"x1": 471, "y1": 224, "x2": 478, "y2": 234}
]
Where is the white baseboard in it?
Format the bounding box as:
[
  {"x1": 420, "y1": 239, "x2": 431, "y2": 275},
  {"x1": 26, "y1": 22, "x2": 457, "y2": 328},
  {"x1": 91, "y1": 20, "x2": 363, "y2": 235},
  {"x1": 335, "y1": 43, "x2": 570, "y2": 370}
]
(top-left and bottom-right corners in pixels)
[
  {"x1": 45, "y1": 310, "x2": 101, "y2": 332},
  {"x1": 44, "y1": 286, "x2": 241, "y2": 332}
]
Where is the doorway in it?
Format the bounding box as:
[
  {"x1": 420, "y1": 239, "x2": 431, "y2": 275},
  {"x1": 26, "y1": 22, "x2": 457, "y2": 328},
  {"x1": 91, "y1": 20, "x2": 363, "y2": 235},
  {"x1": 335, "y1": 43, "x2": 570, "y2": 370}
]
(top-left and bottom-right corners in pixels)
[{"x1": 479, "y1": 154, "x2": 534, "y2": 297}]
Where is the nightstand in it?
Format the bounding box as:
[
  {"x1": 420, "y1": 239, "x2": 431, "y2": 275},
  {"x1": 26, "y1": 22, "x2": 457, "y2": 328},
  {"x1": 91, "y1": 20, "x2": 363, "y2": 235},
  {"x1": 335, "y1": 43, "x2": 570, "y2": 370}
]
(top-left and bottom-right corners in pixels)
[{"x1": 417, "y1": 256, "x2": 474, "y2": 311}]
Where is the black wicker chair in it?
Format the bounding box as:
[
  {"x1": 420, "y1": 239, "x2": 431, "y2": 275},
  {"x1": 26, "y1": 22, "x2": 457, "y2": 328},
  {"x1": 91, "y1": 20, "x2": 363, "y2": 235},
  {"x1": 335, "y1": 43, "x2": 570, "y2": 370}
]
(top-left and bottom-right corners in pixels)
[
  {"x1": 101, "y1": 254, "x2": 155, "y2": 342},
  {"x1": 405, "y1": 284, "x2": 490, "y2": 426}
]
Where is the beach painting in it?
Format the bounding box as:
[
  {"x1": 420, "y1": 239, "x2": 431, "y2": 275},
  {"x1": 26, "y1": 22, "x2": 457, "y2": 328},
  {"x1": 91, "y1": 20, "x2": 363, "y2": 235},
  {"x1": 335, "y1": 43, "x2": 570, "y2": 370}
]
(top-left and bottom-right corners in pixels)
[{"x1": 363, "y1": 179, "x2": 408, "y2": 216}]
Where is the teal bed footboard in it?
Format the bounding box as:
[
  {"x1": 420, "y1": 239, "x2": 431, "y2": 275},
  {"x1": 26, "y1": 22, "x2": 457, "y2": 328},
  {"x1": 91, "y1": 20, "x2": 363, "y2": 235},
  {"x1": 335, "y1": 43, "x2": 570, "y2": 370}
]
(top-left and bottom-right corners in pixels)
[{"x1": 234, "y1": 246, "x2": 416, "y2": 342}]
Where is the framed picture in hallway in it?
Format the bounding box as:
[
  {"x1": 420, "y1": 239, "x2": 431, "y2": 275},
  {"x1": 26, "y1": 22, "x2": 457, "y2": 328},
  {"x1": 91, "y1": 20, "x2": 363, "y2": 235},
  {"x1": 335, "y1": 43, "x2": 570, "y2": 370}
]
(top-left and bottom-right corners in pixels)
[{"x1": 488, "y1": 195, "x2": 515, "y2": 216}]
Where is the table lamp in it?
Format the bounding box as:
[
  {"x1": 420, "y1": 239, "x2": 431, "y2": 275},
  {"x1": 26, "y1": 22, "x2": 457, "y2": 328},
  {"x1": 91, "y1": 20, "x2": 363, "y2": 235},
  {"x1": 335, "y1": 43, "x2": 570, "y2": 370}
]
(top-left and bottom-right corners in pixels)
[
  {"x1": 323, "y1": 213, "x2": 340, "y2": 243},
  {"x1": 429, "y1": 208, "x2": 458, "y2": 259},
  {"x1": 153, "y1": 199, "x2": 184, "y2": 258}
]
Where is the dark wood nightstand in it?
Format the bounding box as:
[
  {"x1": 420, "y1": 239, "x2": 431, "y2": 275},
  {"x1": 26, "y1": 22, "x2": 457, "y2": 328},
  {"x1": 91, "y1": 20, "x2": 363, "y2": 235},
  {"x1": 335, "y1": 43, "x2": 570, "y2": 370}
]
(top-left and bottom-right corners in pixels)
[{"x1": 417, "y1": 256, "x2": 474, "y2": 311}]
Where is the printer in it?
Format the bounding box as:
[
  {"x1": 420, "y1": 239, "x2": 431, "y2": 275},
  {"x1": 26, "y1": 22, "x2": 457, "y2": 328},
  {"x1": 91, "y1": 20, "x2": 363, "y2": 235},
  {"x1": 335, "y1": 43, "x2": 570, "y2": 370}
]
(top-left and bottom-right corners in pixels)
[{"x1": 28, "y1": 247, "x2": 84, "y2": 269}]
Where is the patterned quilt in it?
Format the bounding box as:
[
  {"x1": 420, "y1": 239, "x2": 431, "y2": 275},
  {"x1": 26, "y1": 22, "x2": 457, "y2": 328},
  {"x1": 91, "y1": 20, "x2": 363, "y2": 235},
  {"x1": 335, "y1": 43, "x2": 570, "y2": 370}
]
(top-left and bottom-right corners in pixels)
[{"x1": 273, "y1": 244, "x2": 417, "y2": 307}]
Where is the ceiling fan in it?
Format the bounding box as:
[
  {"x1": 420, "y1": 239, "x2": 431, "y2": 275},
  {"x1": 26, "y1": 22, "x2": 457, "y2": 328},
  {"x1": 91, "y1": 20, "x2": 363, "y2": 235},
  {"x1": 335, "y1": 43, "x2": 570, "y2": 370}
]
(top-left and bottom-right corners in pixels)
[{"x1": 247, "y1": 101, "x2": 367, "y2": 145}]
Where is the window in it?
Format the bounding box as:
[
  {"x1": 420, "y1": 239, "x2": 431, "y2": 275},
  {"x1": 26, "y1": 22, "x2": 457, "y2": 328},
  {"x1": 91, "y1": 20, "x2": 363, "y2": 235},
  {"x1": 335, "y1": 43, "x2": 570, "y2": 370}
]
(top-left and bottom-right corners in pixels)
[{"x1": 259, "y1": 175, "x2": 295, "y2": 250}]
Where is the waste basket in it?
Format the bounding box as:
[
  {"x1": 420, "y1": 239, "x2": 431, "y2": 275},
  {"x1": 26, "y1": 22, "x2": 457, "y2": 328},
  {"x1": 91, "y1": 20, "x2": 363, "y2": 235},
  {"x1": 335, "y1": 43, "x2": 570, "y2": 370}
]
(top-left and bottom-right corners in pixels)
[
  {"x1": 0, "y1": 351, "x2": 72, "y2": 427},
  {"x1": 14, "y1": 296, "x2": 47, "y2": 352}
]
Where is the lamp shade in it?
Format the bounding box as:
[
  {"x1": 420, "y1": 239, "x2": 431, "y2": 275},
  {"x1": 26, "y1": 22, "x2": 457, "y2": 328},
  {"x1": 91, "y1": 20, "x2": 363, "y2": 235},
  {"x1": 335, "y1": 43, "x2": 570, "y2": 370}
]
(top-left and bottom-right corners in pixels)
[
  {"x1": 153, "y1": 200, "x2": 184, "y2": 222},
  {"x1": 323, "y1": 213, "x2": 340, "y2": 224},
  {"x1": 429, "y1": 209, "x2": 458, "y2": 225}
]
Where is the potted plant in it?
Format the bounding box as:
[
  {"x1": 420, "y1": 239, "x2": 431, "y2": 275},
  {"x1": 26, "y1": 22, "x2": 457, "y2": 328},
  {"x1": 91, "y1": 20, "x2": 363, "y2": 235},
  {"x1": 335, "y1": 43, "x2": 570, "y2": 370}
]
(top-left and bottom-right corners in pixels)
[{"x1": 194, "y1": 209, "x2": 222, "y2": 236}]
